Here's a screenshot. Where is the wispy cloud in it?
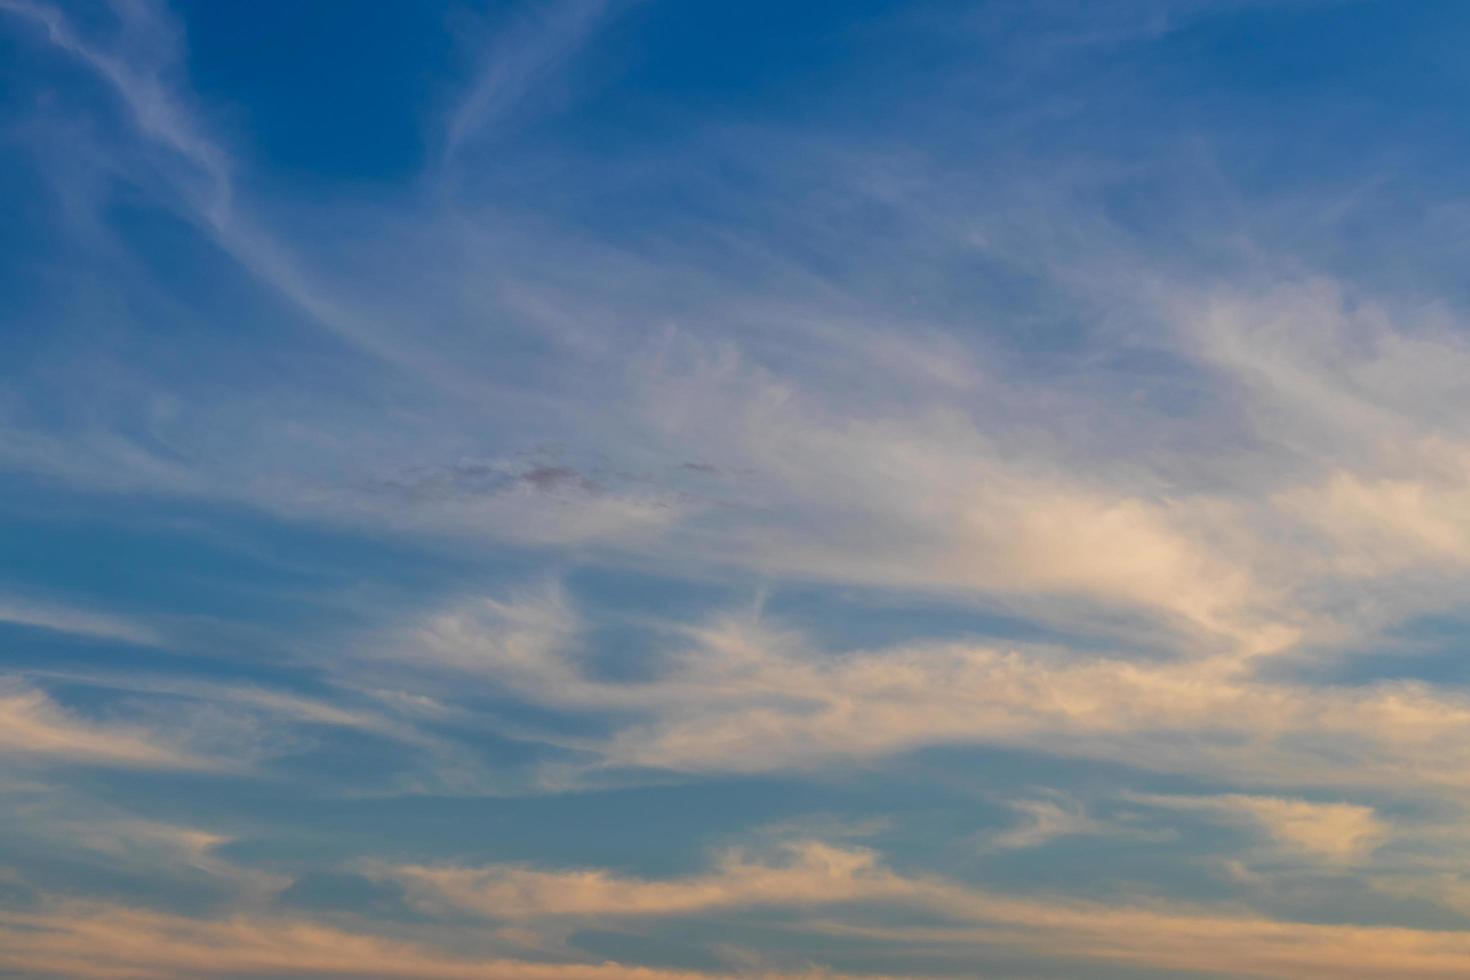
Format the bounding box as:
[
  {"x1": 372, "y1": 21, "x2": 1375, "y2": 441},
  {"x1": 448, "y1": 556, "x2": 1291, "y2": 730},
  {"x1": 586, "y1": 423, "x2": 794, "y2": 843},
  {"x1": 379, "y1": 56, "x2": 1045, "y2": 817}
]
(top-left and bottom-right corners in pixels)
[
  {"x1": 377, "y1": 590, "x2": 1470, "y2": 796},
  {"x1": 0, "y1": 0, "x2": 459, "y2": 376},
  {"x1": 988, "y1": 793, "x2": 1113, "y2": 850},
  {"x1": 0, "y1": 680, "x2": 205, "y2": 769},
  {"x1": 0, "y1": 597, "x2": 159, "y2": 646},
  {"x1": 0, "y1": 900, "x2": 774, "y2": 980},
  {"x1": 381, "y1": 839, "x2": 885, "y2": 921},
  {"x1": 374, "y1": 835, "x2": 1470, "y2": 980},
  {"x1": 0, "y1": 0, "x2": 231, "y2": 216},
  {"x1": 1131, "y1": 792, "x2": 1390, "y2": 864},
  {"x1": 442, "y1": 0, "x2": 619, "y2": 170}
]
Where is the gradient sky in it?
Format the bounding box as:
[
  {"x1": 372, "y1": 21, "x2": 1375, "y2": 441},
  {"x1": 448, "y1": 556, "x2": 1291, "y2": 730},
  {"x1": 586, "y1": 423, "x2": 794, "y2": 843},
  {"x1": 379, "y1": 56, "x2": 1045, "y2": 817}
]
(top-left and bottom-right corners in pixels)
[{"x1": 6, "y1": 1, "x2": 1470, "y2": 977}]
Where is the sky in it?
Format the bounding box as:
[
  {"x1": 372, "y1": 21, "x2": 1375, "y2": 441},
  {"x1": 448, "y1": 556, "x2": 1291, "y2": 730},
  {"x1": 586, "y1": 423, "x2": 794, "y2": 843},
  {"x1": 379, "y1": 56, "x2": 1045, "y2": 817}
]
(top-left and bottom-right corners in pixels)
[{"x1": 7, "y1": 1, "x2": 1470, "y2": 977}]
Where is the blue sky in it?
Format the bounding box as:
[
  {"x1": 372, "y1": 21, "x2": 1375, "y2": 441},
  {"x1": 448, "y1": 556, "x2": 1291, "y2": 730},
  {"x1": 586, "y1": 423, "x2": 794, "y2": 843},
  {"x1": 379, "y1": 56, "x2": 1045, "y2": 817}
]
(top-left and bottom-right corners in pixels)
[{"x1": 6, "y1": 1, "x2": 1470, "y2": 977}]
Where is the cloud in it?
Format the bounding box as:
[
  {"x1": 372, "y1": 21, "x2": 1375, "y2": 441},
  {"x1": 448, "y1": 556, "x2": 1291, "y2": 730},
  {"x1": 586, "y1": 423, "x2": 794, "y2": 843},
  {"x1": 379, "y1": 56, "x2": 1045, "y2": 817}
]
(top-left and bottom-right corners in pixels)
[
  {"x1": 0, "y1": 901, "x2": 780, "y2": 980},
  {"x1": 442, "y1": 0, "x2": 619, "y2": 167},
  {"x1": 1131, "y1": 792, "x2": 1390, "y2": 863},
  {"x1": 988, "y1": 793, "x2": 1111, "y2": 850},
  {"x1": 629, "y1": 339, "x2": 1293, "y2": 657},
  {"x1": 373, "y1": 836, "x2": 1470, "y2": 979},
  {"x1": 60, "y1": 817, "x2": 289, "y2": 902},
  {"x1": 0, "y1": 0, "x2": 453, "y2": 375},
  {"x1": 383, "y1": 594, "x2": 1470, "y2": 795},
  {"x1": 382, "y1": 840, "x2": 886, "y2": 920},
  {"x1": 9, "y1": 4, "x2": 1470, "y2": 978},
  {"x1": 10, "y1": 0, "x2": 1470, "y2": 675},
  {"x1": 807, "y1": 904, "x2": 1470, "y2": 980},
  {"x1": 0, "y1": 680, "x2": 205, "y2": 769},
  {"x1": 0, "y1": 0, "x2": 231, "y2": 217},
  {"x1": 1186, "y1": 281, "x2": 1470, "y2": 584},
  {"x1": 13, "y1": 835, "x2": 1469, "y2": 979},
  {"x1": 393, "y1": 583, "x2": 582, "y2": 685},
  {"x1": 1, "y1": 0, "x2": 1294, "y2": 654},
  {"x1": 0, "y1": 597, "x2": 159, "y2": 646},
  {"x1": 0, "y1": 670, "x2": 483, "y2": 788}
]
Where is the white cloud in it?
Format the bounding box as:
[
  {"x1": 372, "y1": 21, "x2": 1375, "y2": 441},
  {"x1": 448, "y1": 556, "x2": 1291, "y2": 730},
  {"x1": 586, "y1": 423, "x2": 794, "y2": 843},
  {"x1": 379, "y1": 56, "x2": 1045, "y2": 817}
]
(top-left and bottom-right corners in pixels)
[
  {"x1": 0, "y1": 0, "x2": 455, "y2": 376},
  {"x1": 0, "y1": 597, "x2": 159, "y2": 646},
  {"x1": 62, "y1": 817, "x2": 288, "y2": 901},
  {"x1": 442, "y1": 0, "x2": 617, "y2": 167}
]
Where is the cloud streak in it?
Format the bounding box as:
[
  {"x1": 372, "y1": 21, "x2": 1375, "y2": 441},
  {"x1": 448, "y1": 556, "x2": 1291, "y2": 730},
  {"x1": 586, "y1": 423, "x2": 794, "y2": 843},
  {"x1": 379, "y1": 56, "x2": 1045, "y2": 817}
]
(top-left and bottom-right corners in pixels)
[
  {"x1": 0, "y1": 901, "x2": 765, "y2": 980},
  {"x1": 375, "y1": 837, "x2": 1470, "y2": 980},
  {"x1": 1131, "y1": 792, "x2": 1390, "y2": 864},
  {"x1": 384, "y1": 591, "x2": 1470, "y2": 798},
  {"x1": 0, "y1": 597, "x2": 159, "y2": 646},
  {"x1": 442, "y1": 0, "x2": 618, "y2": 168},
  {"x1": 0, "y1": 680, "x2": 205, "y2": 769}
]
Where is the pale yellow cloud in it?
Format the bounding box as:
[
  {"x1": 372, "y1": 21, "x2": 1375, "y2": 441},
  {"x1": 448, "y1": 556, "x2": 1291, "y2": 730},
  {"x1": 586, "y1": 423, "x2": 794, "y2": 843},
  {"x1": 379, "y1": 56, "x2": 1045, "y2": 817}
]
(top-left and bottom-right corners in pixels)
[
  {"x1": 374, "y1": 837, "x2": 1470, "y2": 979},
  {"x1": 0, "y1": 681, "x2": 205, "y2": 769},
  {"x1": 988, "y1": 794, "x2": 1110, "y2": 850},
  {"x1": 0, "y1": 901, "x2": 782, "y2": 980},
  {"x1": 808, "y1": 907, "x2": 1470, "y2": 980},
  {"x1": 1130, "y1": 792, "x2": 1389, "y2": 863},
  {"x1": 1191, "y1": 282, "x2": 1470, "y2": 589},
  {"x1": 616, "y1": 282, "x2": 1470, "y2": 672},
  {"x1": 1278, "y1": 469, "x2": 1470, "y2": 577},
  {"x1": 13, "y1": 839, "x2": 1470, "y2": 980},
  {"x1": 638, "y1": 346, "x2": 1290, "y2": 656},
  {"x1": 61, "y1": 818, "x2": 289, "y2": 900},
  {"x1": 394, "y1": 599, "x2": 1470, "y2": 794},
  {"x1": 384, "y1": 840, "x2": 886, "y2": 920}
]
